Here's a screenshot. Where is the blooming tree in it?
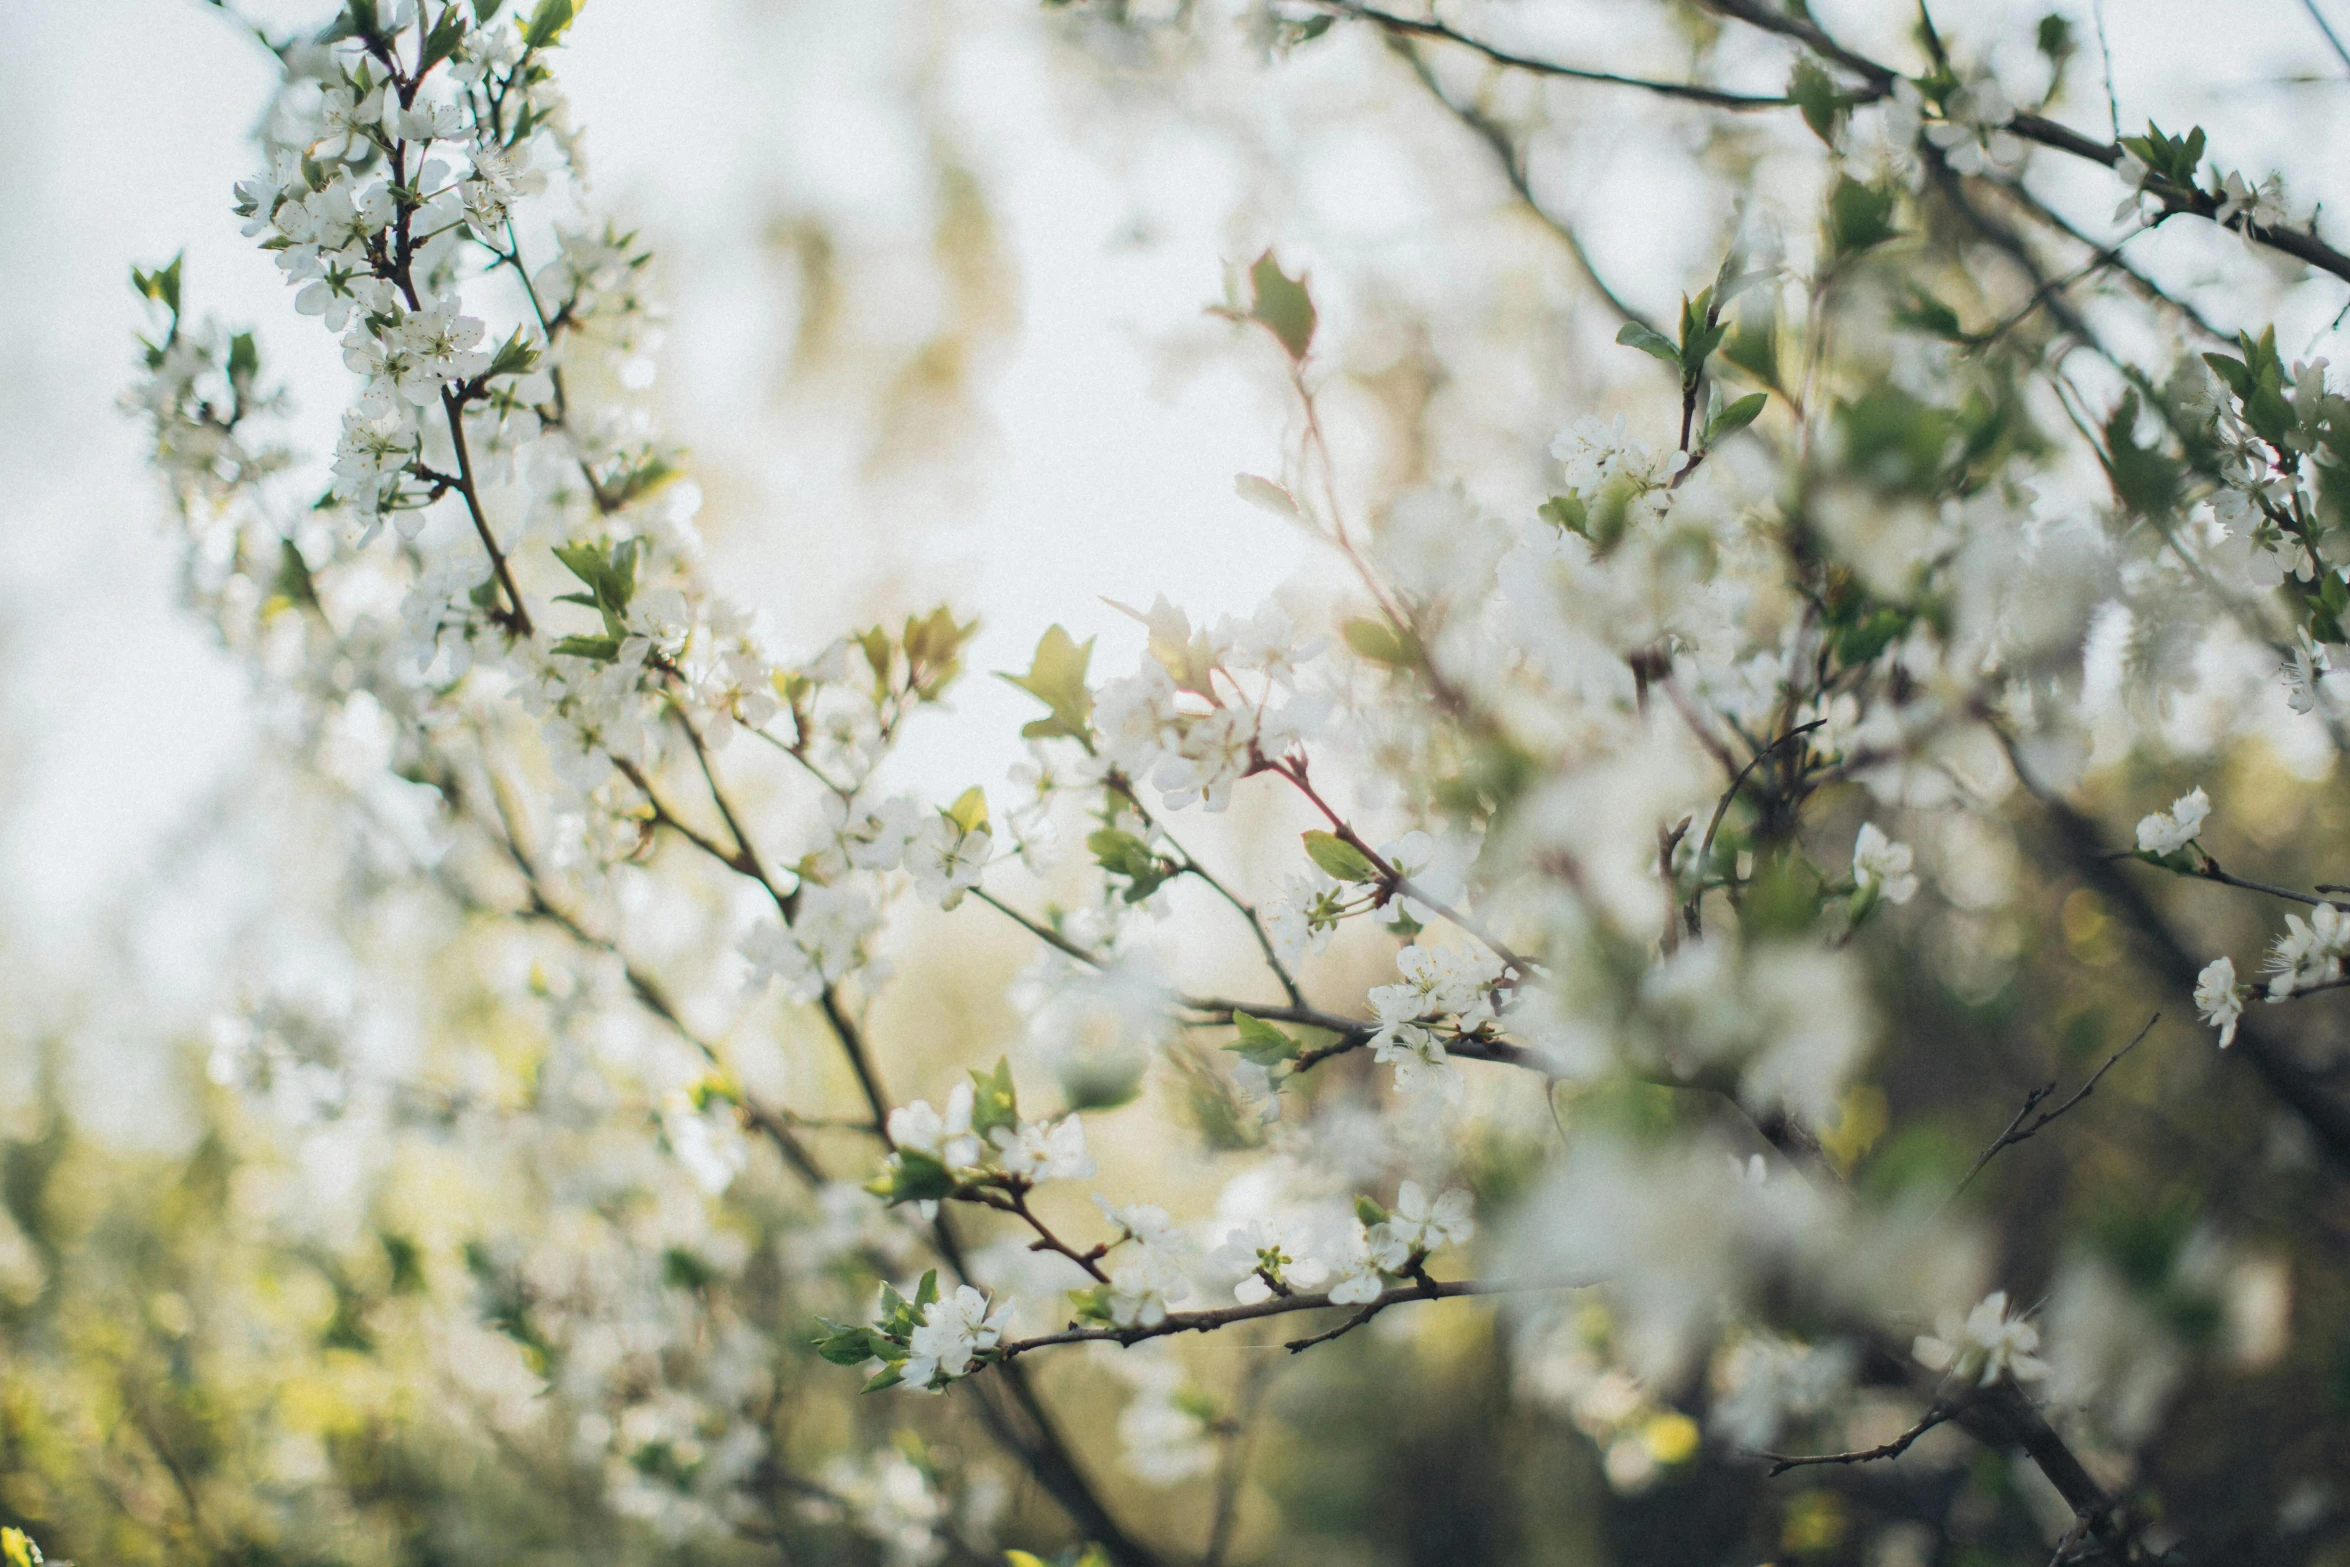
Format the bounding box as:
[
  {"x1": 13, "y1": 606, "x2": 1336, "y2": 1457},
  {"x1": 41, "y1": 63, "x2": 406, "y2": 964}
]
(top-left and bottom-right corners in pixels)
[{"x1": 27, "y1": 0, "x2": 2350, "y2": 1563}]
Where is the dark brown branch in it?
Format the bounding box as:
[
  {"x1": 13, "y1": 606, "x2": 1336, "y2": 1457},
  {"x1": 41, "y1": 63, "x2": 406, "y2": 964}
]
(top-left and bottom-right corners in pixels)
[
  {"x1": 1315, "y1": 0, "x2": 1792, "y2": 109},
  {"x1": 1699, "y1": 0, "x2": 2350, "y2": 289},
  {"x1": 1761, "y1": 1404, "x2": 1951, "y2": 1477},
  {"x1": 993, "y1": 1275, "x2": 1569, "y2": 1362}
]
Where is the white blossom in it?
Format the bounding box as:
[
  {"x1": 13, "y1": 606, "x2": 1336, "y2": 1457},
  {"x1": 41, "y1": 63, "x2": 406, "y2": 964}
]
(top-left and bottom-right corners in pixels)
[
  {"x1": 902, "y1": 1285, "x2": 1012, "y2": 1389},
  {"x1": 1850, "y1": 822, "x2": 1918, "y2": 905},
  {"x1": 988, "y1": 1116, "x2": 1093, "y2": 1183},
  {"x1": 2195, "y1": 956, "x2": 2243, "y2": 1049},
  {"x1": 1914, "y1": 1291, "x2": 2048, "y2": 1387},
  {"x1": 2135, "y1": 787, "x2": 2211, "y2": 856}
]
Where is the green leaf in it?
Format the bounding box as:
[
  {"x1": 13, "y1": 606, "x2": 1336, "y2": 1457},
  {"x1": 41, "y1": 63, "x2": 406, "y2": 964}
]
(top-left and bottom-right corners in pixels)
[
  {"x1": 914, "y1": 1269, "x2": 941, "y2": 1311},
  {"x1": 271, "y1": 538, "x2": 320, "y2": 611},
  {"x1": 522, "y1": 0, "x2": 579, "y2": 49},
  {"x1": 1087, "y1": 827, "x2": 1175, "y2": 903},
  {"x1": 1538, "y1": 496, "x2": 1591, "y2": 540},
  {"x1": 227, "y1": 331, "x2": 260, "y2": 389},
  {"x1": 2101, "y1": 389, "x2": 2183, "y2": 517},
  {"x1": 1788, "y1": 58, "x2": 1848, "y2": 144},
  {"x1": 132, "y1": 253, "x2": 184, "y2": 316},
  {"x1": 1227, "y1": 1012, "x2": 1301, "y2": 1068},
  {"x1": 997, "y1": 624, "x2": 1095, "y2": 745},
  {"x1": 2201, "y1": 352, "x2": 2251, "y2": 399},
  {"x1": 1342, "y1": 616, "x2": 1421, "y2": 668},
  {"x1": 902, "y1": 605, "x2": 978, "y2": 700},
  {"x1": 946, "y1": 786, "x2": 990, "y2": 836},
  {"x1": 1615, "y1": 320, "x2": 1682, "y2": 370},
  {"x1": 551, "y1": 636, "x2": 621, "y2": 662},
  {"x1": 861, "y1": 1363, "x2": 906, "y2": 1394},
  {"x1": 1302, "y1": 830, "x2": 1377, "y2": 883},
  {"x1": 1825, "y1": 175, "x2": 1898, "y2": 258},
  {"x1": 484, "y1": 325, "x2": 539, "y2": 380},
  {"x1": 967, "y1": 1058, "x2": 1019, "y2": 1140},
  {"x1": 1894, "y1": 287, "x2": 1965, "y2": 341},
  {"x1": 1354, "y1": 1195, "x2": 1389, "y2": 1228},
  {"x1": 473, "y1": 0, "x2": 507, "y2": 21},
  {"x1": 1249, "y1": 250, "x2": 1317, "y2": 360},
  {"x1": 812, "y1": 1319, "x2": 885, "y2": 1365},
  {"x1": 1704, "y1": 392, "x2": 1768, "y2": 445},
  {"x1": 421, "y1": 4, "x2": 470, "y2": 70},
  {"x1": 872, "y1": 1150, "x2": 953, "y2": 1205}
]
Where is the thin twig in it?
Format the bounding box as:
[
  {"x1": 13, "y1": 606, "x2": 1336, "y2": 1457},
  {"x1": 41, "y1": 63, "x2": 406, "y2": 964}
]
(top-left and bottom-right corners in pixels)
[
  {"x1": 1761, "y1": 1404, "x2": 1952, "y2": 1477},
  {"x1": 1945, "y1": 1014, "x2": 2157, "y2": 1207},
  {"x1": 993, "y1": 1275, "x2": 1569, "y2": 1363},
  {"x1": 1384, "y1": 34, "x2": 1655, "y2": 332},
  {"x1": 1316, "y1": 0, "x2": 1791, "y2": 109}
]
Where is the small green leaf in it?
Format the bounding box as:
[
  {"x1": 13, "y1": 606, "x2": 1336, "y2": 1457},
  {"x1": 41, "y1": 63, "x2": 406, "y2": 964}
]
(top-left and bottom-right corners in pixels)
[
  {"x1": 914, "y1": 1269, "x2": 941, "y2": 1310},
  {"x1": 873, "y1": 1150, "x2": 953, "y2": 1205},
  {"x1": 271, "y1": 538, "x2": 320, "y2": 610},
  {"x1": 1788, "y1": 58, "x2": 1848, "y2": 144},
  {"x1": 1615, "y1": 320, "x2": 1682, "y2": 370},
  {"x1": 946, "y1": 786, "x2": 989, "y2": 836},
  {"x1": 551, "y1": 635, "x2": 621, "y2": 662},
  {"x1": 997, "y1": 624, "x2": 1095, "y2": 745},
  {"x1": 1826, "y1": 175, "x2": 1898, "y2": 258},
  {"x1": 861, "y1": 1363, "x2": 906, "y2": 1394},
  {"x1": 1704, "y1": 392, "x2": 1768, "y2": 445},
  {"x1": 484, "y1": 325, "x2": 539, "y2": 380},
  {"x1": 132, "y1": 253, "x2": 185, "y2": 316},
  {"x1": 1227, "y1": 1012, "x2": 1301, "y2": 1068},
  {"x1": 812, "y1": 1319, "x2": 883, "y2": 1365},
  {"x1": 1537, "y1": 494, "x2": 1589, "y2": 537},
  {"x1": 522, "y1": 0, "x2": 579, "y2": 49},
  {"x1": 421, "y1": 4, "x2": 470, "y2": 70},
  {"x1": 1342, "y1": 616, "x2": 1420, "y2": 668},
  {"x1": 967, "y1": 1058, "x2": 1019, "y2": 1140},
  {"x1": 227, "y1": 331, "x2": 260, "y2": 389},
  {"x1": 1302, "y1": 830, "x2": 1377, "y2": 883},
  {"x1": 1354, "y1": 1195, "x2": 1389, "y2": 1228},
  {"x1": 1249, "y1": 250, "x2": 1317, "y2": 360}
]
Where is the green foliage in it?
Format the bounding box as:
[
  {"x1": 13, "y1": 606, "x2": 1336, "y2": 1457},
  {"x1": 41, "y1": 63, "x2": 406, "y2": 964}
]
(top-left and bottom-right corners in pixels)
[
  {"x1": 2117, "y1": 120, "x2": 2208, "y2": 194},
  {"x1": 967, "y1": 1057, "x2": 1020, "y2": 1141},
  {"x1": 2101, "y1": 390, "x2": 2184, "y2": 518},
  {"x1": 1302, "y1": 829, "x2": 1377, "y2": 883},
  {"x1": 1246, "y1": 250, "x2": 1317, "y2": 360},
  {"x1": 1341, "y1": 615, "x2": 1421, "y2": 669},
  {"x1": 1788, "y1": 58, "x2": 1849, "y2": 145},
  {"x1": 522, "y1": 0, "x2": 582, "y2": 50},
  {"x1": 550, "y1": 535, "x2": 641, "y2": 653},
  {"x1": 867, "y1": 1149, "x2": 954, "y2": 1205},
  {"x1": 1825, "y1": 175, "x2": 1899, "y2": 258},
  {"x1": 1088, "y1": 826, "x2": 1177, "y2": 903},
  {"x1": 421, "y1": 3, "x2": 471, "y2": 70},
  {"x1": 132, "y1": 252, "x2": 183, "y2": 317},
  {"x1": 999, "y1": 624, "x2": 1095, "y2": 744},
  {"x1": 1704, "y1": 391, "x2": 1768, "y2": 445},
  {"x1": 2204, "y1": 327, "x2": 2296, "y2": 451},
  {"x1": 1226, "y1": 1011, "x2": 1302, "y2": 1068},
  {"x1": 1615, "y1": 319, "x2": 1683, "y2": 372}
]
